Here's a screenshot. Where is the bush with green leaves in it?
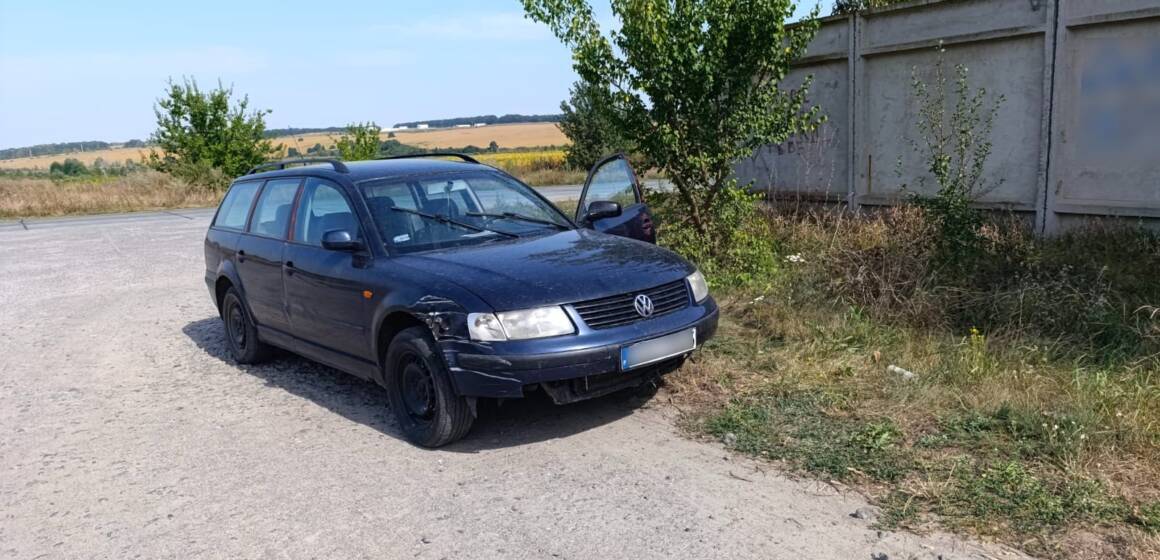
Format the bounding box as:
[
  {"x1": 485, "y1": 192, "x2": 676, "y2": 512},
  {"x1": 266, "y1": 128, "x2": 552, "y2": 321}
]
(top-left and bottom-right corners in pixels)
[
  {"x1": 148, "y1": 79, "x2": 279, "y2": 187},
  {"x1": 335, "y1": 122, "x2": 382, "y2": 161},
  {"x1": 654, "y1": 182, "x2": 778, "y2": 288},
  {"x1": 49, "y1": 158, "x2": 88, "y2": 177},
  {"x1": 902, "y1": 47, "x2": 1004, "y2": 272}
]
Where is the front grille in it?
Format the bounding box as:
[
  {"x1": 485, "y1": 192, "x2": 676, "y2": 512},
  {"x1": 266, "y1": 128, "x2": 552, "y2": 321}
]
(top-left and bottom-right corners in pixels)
[{"x1": 571, "y1": 279, "x2": 690, "y2": 329}]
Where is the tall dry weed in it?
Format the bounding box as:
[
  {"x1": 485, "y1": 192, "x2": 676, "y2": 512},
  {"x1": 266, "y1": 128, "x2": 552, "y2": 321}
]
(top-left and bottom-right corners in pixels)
[{"x1": 0, "y1": 171, "x2": 220, "y2": 218}]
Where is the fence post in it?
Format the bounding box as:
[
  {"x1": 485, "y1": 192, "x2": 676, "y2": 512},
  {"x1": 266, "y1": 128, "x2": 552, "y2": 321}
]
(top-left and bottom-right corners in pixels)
[{"x1": 1038, "y1": 0, "x2": 1063, "y2": 235}]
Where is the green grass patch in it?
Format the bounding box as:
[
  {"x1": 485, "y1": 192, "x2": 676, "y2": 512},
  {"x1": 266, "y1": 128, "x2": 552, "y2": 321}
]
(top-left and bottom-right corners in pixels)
[{"x1": 705, "y1": 388, "x2": 912, "y2": 482}]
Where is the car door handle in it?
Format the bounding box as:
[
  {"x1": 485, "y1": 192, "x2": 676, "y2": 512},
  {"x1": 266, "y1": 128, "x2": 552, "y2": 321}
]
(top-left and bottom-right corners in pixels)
[
  {"x1": 236, "y1": 250, "x2": 247, "y2": 263},
  {"x1": 284, "y1": 261, "x2": 295, "y2": 275}
]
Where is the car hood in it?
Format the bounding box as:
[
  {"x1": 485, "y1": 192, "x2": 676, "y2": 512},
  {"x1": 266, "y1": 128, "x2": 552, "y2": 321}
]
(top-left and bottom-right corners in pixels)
[{"x1": 393, "y1": 229, "x2": 693, "y2": 310}]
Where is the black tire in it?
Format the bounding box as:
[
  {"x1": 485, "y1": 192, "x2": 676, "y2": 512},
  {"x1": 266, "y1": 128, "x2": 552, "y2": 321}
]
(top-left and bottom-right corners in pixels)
[
  {"x1": 221, "y1": 287, "x2": 273, "y2": 364},
  {"x1": 384, "y1": 326, "x2": 474, "y2": 447}
]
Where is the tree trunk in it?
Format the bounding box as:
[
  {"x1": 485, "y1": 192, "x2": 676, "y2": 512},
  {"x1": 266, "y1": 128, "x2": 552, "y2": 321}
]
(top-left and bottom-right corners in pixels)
[{"x1": 671, "y1": 175, "x2": 708, "y2": 235}]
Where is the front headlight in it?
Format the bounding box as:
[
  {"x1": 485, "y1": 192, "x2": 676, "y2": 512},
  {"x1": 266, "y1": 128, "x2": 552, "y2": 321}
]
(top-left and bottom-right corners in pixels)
[
  {"x1": 686, "y1": 270, "x2": 709, "y2": 302},
  {"x1": 467, "y1": 306, "x2": 575, "y2": 341}
]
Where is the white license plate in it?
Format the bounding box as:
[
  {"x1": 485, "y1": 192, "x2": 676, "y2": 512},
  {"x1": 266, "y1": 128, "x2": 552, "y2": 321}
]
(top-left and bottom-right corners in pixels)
[{"x1": 620, "y1": 328, "x2": 697, "y2": 371}]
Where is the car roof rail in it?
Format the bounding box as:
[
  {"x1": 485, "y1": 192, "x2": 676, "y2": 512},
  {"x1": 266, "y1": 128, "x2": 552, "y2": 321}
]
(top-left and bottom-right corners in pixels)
[
  {"x1": 246, "y1": 158, "x2": 350, "y2": 175},
  {"x1": 375, "y1": 152, "x2": 481, "y2": 164}
]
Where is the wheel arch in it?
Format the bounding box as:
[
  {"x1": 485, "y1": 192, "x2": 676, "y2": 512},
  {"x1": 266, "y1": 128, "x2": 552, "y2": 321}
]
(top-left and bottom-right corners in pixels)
[
  {"x1": 212, "y1": 259, "x2": 245, "y2": 317},
  {"x1": 374, "y1": 311, "x2": 427, "y2": 379}
]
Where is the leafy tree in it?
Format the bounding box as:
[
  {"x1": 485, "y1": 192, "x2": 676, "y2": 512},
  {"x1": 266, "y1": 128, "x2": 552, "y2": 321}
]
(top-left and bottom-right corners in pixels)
[
  {"x1": 335, "y1": 122, "x2": 382, "y2": 161},
  {"x1": 558, "y1": 79, "x2": 630, "y2": 169},
  {"x1": 387, "y1": 131, "x2": 397, "y2": 138},
  {"x1": 523, "y1": 0, "x2": 823, "y2": 234},
  {"x1": 147, "y1": 78, "x2": 280, "y2": 184},
  {"x1": 307, "y1": 143, "x2": 326, "y2": 155},
  {"x1": 286, "y1": 147, "x2": 301, "y2": 158},
  {"x1": 487, "y1": 140, "x2": 500, "y2": 153}
]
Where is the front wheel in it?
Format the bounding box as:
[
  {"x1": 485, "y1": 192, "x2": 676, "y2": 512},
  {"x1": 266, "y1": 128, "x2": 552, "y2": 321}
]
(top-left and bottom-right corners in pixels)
[{"x1": 384, "y1": 327, "x2": 474, "y2": 447}]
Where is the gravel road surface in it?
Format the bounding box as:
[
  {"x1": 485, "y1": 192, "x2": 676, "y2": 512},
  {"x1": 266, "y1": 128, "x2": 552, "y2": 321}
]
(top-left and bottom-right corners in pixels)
[{"x1": 0, "y1": 210, "x2": 1031, "y2": 559}]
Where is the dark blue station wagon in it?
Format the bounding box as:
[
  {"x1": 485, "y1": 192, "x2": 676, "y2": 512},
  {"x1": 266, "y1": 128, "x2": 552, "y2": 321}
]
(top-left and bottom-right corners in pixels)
[{"x1": 204, "y1": 153, "x2": 718, "y2": 447}]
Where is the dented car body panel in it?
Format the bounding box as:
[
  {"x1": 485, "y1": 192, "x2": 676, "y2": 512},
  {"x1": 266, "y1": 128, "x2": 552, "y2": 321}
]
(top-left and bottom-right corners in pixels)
[{"x1": 204, "y1": 156, "x2": 717, "y2": 407}]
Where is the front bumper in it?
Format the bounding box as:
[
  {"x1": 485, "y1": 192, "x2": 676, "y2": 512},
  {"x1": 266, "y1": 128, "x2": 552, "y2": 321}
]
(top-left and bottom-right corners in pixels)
[{"x1": 440, "y1": 298, "x2": 719, "y2": 401}]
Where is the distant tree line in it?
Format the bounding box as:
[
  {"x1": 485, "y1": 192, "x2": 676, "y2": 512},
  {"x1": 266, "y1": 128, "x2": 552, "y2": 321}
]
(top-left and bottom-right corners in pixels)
[
  {"x1": 262, "y1": 126, "x2": 347, "y2": 138},
  {"x1": 0, "y1": 140, "x2": 147, "y2": 161},
  {"x1": 392, "y1": 114, "x2": 562, "y2": 129}
]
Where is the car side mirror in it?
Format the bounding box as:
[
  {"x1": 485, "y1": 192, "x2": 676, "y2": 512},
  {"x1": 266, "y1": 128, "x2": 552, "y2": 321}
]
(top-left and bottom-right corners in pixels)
[
  {"x1": 321, "y1": 230, "x2": 362, "y2": 251},
  {"x1": 584, "y1": 200, "x2": 622, "y2": 223}
]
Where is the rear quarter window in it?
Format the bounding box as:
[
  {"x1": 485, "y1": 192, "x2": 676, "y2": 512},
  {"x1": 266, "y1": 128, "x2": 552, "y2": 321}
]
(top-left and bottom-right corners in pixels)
[{"x1": 214, "y1": 181, "x2": 262, "y2": 230}]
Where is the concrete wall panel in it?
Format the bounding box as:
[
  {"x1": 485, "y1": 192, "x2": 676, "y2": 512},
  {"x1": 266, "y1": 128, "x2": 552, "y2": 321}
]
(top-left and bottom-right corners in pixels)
[
  {"x1": 736, "y1": 60, "x2": 850, "y2": 197},
  {"x1": 862, "y1": 0, "x2": 1047, "y2": 52},
  {"x1": 737, "y1": 0, "x2": 1160, "y2": 232},
  {"x1": 1050, "y1": 16, "x2": 1160, "y2": 217},
  {"x1": 858, "y1": 35, "x2": 1045, "y2": 208}
]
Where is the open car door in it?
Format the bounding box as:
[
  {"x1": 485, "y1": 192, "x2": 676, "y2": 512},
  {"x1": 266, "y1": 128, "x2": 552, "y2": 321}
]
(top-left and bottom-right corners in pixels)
[{"x1": 574, "y1": 154, "x2": 656, "y2": 243}]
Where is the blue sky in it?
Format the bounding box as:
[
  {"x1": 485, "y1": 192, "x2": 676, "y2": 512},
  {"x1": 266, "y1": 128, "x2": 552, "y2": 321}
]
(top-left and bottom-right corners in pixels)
[{"x1": 0, "y1": 1, "x2": 827, "y2": 149}]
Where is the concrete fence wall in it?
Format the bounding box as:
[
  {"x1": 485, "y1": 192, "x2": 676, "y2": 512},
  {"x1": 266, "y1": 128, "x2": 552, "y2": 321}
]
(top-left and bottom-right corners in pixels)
[{"x1": 735, "y1": 0, "x2": 1160, "y2": 233}]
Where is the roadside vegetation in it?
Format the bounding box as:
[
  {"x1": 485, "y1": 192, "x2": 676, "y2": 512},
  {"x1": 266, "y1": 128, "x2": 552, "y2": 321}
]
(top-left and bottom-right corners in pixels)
[
  {"x1": 669, "y1": 44, "x2": 1155, "y2": 560},
  {"x1": 0, "y1": 170, "x2": 217, "y2": 218},
  {"x1": 523, "y1": 0, "x2": 1158, "y2": 556},
  {"x1": 662, "y1": 204, "x2": 1160, "y2": 558}
]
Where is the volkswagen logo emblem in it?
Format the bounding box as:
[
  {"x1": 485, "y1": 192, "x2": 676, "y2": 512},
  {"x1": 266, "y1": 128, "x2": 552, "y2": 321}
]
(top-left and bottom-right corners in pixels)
[{"x1": 633, "y1": 294, "x2": 655, "y2": 317}]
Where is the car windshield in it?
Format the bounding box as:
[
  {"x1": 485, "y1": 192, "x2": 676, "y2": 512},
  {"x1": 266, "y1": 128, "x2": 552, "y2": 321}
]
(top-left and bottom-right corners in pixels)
[{"x1": 360, "y1": 171, "x2": 571, "y2": 254}]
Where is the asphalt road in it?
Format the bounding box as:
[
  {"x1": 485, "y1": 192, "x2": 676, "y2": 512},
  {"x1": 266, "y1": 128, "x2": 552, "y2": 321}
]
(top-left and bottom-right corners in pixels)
[{"x1": 0, "y1": 208, "x2": 1030, "y2": 559}]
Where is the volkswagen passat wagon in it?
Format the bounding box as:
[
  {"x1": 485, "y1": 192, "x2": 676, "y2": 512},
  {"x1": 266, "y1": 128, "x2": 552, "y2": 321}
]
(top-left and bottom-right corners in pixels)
[{"x1": 204, "y1": 153, "x2": 718, "y2": 447}]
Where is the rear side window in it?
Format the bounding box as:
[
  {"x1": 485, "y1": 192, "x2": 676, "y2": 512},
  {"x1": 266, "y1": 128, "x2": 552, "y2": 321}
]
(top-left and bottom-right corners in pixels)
[
  {"x1": 248, "y1": 178, "x2": 301, "y2": 238},
  {"x1": 214, "y1": 181, "x2": 261, "y2": 230},
  {"x1": 294, "y1": 178, "x2": 358, "y2": 246}
]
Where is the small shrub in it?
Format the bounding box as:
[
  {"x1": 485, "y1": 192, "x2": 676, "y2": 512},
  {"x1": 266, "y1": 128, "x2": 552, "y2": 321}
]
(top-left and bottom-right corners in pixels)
[
  {"x1": 655, "y1": 184, "x2": 779, "y2": 288},
  {"x1": 49, "y1": 158, "x2": 89, "y2": 177},
  {"x1": 335, "y1": 122, "x2": 382, "y2": 161},
  {"x1": 903, "y1": 47, "x2": 1005, "y2": 273}
]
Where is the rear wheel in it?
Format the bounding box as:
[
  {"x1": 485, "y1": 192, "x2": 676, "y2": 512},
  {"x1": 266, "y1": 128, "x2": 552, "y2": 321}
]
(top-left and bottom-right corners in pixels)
[
  {"x1": 221, "y1": 287, "x2": 273, "y2": 364},
  {"x1": 385, "y1": 326, "x2": 474, "y2": 447}
]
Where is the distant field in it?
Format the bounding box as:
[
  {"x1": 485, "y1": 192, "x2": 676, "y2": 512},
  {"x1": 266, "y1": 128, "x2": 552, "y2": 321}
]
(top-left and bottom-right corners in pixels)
[
  {"x1": 0, "y1": 122, "x2": 568, "y2": 170},
  {"x1": 0, "y1": 146, "x2": 151, "y2": 170}
]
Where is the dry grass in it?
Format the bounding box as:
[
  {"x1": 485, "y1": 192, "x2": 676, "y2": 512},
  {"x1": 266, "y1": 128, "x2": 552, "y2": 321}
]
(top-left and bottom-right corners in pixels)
[
  {"x1": 0, "y1": 171, "x2": 220, "y2": 218},
  {"x1": 663, "y1": 205, "x2": 1160, "y2": 559},
  {"x1": 0, "y1": 123, "x2": 569, "y2": 171}
]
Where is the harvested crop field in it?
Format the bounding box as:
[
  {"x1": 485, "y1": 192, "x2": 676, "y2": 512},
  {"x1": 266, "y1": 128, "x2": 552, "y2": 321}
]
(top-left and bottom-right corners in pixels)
[{"x1": 0, "y1": 123, "x2": 568, "y2": 170}]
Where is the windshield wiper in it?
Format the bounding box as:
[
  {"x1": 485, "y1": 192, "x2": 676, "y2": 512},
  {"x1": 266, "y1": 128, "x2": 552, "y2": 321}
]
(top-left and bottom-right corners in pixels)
[
  {"x1": 390, "y1": 207, "x2": 518, "y2": 238},
  {"x1": 465, "y1": 211, "x2": 569, "y2": 230}
]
